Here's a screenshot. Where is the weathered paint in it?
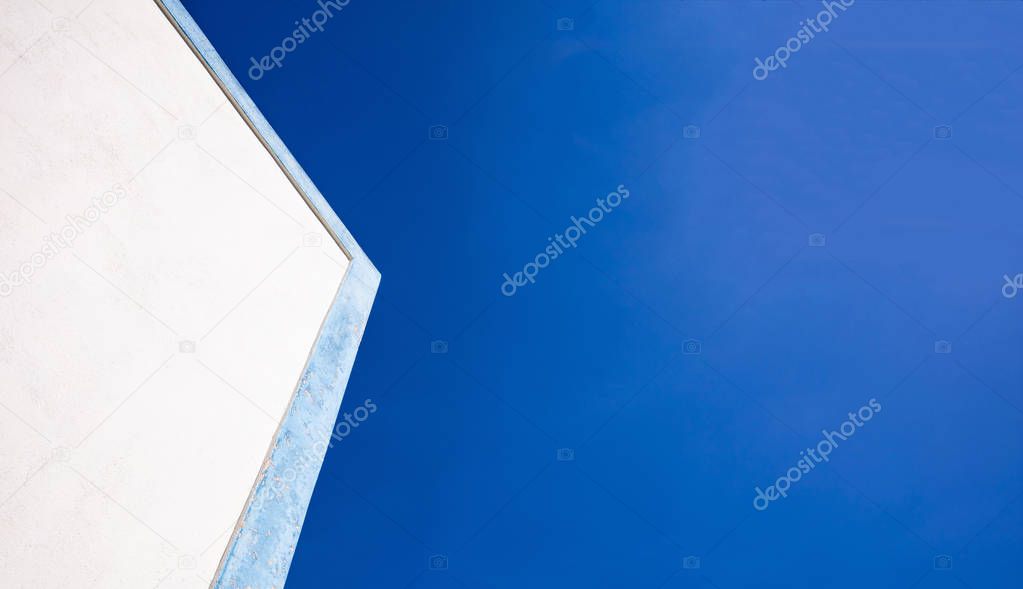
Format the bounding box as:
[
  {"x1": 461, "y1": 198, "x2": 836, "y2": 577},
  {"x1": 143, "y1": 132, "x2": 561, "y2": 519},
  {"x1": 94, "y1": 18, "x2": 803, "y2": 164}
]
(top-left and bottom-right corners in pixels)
[{"x1": 156, "y1": 2, "x2": 381, "y2": 587}]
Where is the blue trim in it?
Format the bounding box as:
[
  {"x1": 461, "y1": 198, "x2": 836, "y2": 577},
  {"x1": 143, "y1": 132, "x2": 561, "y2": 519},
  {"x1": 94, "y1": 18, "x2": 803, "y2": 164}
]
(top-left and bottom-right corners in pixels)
[{"x1": 154, "y1": 2, "x2": 380, "y2": 587}]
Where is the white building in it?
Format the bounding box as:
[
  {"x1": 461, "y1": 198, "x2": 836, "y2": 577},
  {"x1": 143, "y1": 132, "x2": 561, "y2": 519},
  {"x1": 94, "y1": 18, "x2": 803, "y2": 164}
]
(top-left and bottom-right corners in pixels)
[{"x1": 0, "y1": 1, "x2": 378, "y2": 587}]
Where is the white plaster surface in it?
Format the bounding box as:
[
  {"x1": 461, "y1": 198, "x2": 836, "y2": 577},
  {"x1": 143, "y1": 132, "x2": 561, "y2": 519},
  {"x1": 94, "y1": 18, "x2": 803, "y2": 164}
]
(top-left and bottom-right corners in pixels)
[{"x1": 0, "y1": 1, "x2": 349, "y2": 587}]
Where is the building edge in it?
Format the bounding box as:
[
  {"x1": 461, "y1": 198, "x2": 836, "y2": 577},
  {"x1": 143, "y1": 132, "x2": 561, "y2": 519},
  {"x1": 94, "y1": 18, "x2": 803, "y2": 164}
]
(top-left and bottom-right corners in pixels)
[{"x1": 153, "y1": 2, "x2": 381, "y2": 587}]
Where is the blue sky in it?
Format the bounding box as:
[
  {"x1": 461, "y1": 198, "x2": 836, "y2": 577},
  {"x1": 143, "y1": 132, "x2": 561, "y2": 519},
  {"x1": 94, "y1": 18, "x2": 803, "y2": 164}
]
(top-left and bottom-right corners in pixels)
[{"x1": 182, "y1": 1, "x2": 1023, "y2": 586}]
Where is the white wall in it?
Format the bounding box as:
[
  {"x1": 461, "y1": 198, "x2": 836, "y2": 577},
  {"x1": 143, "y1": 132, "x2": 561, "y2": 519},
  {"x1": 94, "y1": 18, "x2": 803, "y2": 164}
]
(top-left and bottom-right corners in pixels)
[{"x1": 0, "y1": 1, "x2": 349, "y2": 586}]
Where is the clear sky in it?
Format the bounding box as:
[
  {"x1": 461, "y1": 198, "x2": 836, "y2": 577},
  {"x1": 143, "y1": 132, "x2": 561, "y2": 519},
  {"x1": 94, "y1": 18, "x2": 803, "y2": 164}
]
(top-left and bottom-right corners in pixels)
[{"x1": 182, "y1": 1, "x2": 1023, "y2": 587}]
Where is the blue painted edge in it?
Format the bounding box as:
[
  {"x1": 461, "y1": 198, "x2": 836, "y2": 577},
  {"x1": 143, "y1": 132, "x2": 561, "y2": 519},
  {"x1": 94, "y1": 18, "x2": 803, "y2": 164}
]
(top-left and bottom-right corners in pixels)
[{"x1": 153, "y1": 2, "x2": 381, "y2": 587}]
